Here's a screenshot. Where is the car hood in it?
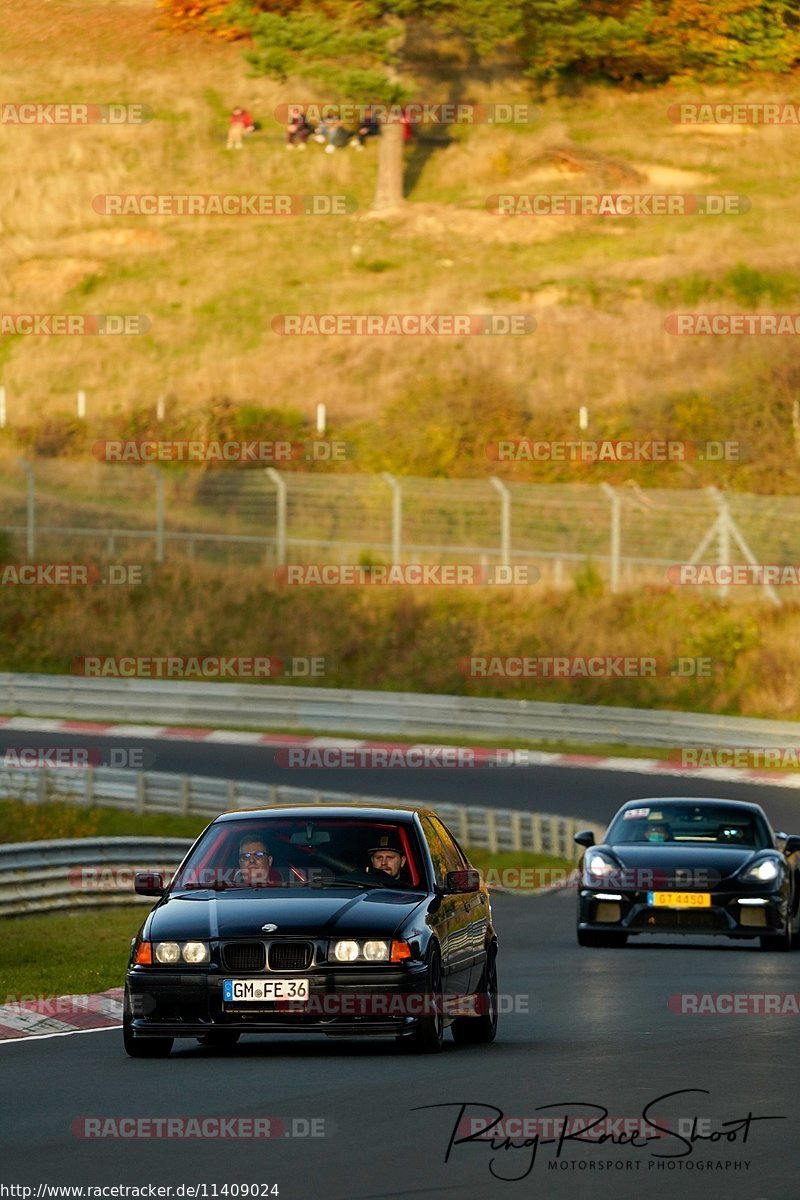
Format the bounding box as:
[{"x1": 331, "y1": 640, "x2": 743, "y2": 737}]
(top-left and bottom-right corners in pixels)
[
  {"x1": 598, "y1": 843, "x2": 770, "y2": 886},
  {"x1": 147, "y1": 887, "x2": 427, "y2": 941}
]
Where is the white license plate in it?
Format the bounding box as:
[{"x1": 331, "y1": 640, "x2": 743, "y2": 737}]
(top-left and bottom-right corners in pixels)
[{"x1": 223, "y1": 978, "x2": 310, "y2": 1002}]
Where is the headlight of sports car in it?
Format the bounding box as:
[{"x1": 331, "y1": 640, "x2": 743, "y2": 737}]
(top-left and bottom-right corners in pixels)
[
  {"x1": 153, "y1": 941, "x2": 210, "y2": 964},
  {"x1": 333, "y1": 939, "x2": 390, "y2": 962},
  {"x1": 742, "y1": 858, "x2": 782, "y2": 883},
  {"x1": 584, "y1": 851, "x2": 620, "y2": 881}
]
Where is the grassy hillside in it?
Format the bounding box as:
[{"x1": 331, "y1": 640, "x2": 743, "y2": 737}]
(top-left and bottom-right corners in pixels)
[
  {"x1": 2, "y1": 1, "x2": 800, "y2": 490},
  {"x1": 1, "y1": 559, "x2": 799, "y2": 719}
]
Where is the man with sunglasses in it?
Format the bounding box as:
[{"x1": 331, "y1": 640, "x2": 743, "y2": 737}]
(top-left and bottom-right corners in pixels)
[{"x1": 236, "y1": 836, "x2": 275, "y2": 886}]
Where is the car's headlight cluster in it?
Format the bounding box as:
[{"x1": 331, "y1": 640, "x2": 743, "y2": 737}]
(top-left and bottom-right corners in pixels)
[
  {"x1": 742, "y1": 858, "x2": 782, "y2": 883},
  {"x1": 584, "y1": 851, "x2": 620, "y2": 880},
  {"x1": 332, "y1": 939, "x2": 390, "y2": 962},
  {"x1": 154, "y1": 941, "x2": 210, "y2": 964}
]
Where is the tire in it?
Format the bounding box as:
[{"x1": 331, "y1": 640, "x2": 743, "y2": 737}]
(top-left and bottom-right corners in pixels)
[
  {"x1": 122, "y1": 985, "x2": 173, "y2": 1058},
  {"x1": 760, "y1": 924, "x2": 792, "y2": 952},
  {"x1": 451, "y1": 947, "x2": 498, "y2": 1045},
  {"x1": 578, "y1": 929, "x2": 628, "y2": 948},
  {"x1": 407, "y1": 953, "x2": 444, "y2": 1054},
  {"x1": 196, "y1": 1031, "x2": 241, "y2": 1048},
  {"x1": 123, "y1": 1017, "x2": 173, "y2": 1058}
]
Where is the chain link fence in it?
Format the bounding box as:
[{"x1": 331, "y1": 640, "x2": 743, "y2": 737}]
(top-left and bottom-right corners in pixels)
[{"x1": 2, "y1": 460, "x2": 799, "y2": 600}]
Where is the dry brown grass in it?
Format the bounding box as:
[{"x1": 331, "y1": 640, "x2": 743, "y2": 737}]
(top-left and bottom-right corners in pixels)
[{"x1": 1, "y1": 1, "x2": 800, "y2": 459}]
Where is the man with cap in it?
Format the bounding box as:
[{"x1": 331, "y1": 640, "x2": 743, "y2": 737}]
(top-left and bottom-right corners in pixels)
[{"x1": 367, "y1": 834, "x2": 407, "y2": 881}]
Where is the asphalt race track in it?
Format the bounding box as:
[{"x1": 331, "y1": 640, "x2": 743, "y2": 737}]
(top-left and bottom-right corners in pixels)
[{"x1": 2, "y1": 732, "x2": 799, "y2": 1199}]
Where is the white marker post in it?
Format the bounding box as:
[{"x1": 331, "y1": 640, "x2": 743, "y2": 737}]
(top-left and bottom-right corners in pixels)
[
  {"x1": 77, "y1": 390, "x2": 87, "y2": 419},
  {"x1": 0, "y1": 387, "x2": 6, "y2": 429},
  {"x1": 316, "y1": 403, "x2": 326, "y2": 435},
  {"x1": 156, "y1": 396, "x2": 165, "y2": 422},
  {"x1": 578, "y1": 405, "x2": 588, "y2": 431}
]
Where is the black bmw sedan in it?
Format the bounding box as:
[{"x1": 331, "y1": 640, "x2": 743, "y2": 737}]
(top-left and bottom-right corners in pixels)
[
  {"x1": 575, "y1": 796, "x2": 800, "y2": 950},
  {"x1": 123, "y1": 803, "x2": 498, "y2": 1056}
]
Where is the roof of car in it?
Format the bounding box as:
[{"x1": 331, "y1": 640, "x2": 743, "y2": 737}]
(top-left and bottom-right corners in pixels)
[
  {"x1": 618, "y1": 797, "x2": 767, "y2": 815},
  {"x1": 215, "y1": 803, "x2": 436, "y2": 822}
]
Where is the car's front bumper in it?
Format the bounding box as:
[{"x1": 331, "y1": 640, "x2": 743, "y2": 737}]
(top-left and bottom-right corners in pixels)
[
  {"x1": 577, "y1": 887, "x2": 789, "y2": 938},
  {"x1": 125, "y1": 962, "x2": 434, "y2": 1039}
]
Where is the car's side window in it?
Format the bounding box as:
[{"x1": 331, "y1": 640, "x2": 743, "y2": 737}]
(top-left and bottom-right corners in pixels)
[
  {"x1": 422, "y1": 818, "x2": 451, "y2": 888},
  {"x1": 423, "y1": 817, "x2": 464, "y2": 887},
  {"x1": 430, "y1": 817, "x2": 468, "y2": 872}
]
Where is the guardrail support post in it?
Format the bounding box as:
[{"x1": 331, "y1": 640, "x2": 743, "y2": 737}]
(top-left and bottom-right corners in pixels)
[
  {"x1": 86, "y1": 768, "x2": 95, "y2": 808},
  {"x1": 265, "y1": 469, "x2": 287, "y2": 567},
  {"x1": 382, "y1": 473, "x2": 402, "y2": 563},
  {"x1": 180, "y1": 776, "x2": 190, "y2": 815},
  {"x1": 18, "y1": 458, "x2": 35, "y2": 558},
  {"x1": 600, "y1": 483, "x2": 620, "y2": 594},
  {"x1": 146, "y1": 465, "x2": 165, "y2": 563},
  {"x1": 135, "y1": 771, "x2": 146, "y2": 814},
  {"x1": 490, "y1": 477, "x2": 511, "y2": 568}
]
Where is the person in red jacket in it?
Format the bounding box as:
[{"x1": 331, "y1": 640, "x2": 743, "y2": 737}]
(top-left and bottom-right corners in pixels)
[{"x1": 226, "y1": 106, "x2": 255, "y2": 150}]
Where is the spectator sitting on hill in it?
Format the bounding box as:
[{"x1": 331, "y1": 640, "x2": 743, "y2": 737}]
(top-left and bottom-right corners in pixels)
[{"x1": 226, "y1": 106, "x2": 255, "y2": 150}]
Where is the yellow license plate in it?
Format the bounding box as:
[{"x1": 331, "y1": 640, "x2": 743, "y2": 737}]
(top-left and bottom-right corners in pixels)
[{"x1": 649, "y1": 891, "x2": 711, "y2": 908}]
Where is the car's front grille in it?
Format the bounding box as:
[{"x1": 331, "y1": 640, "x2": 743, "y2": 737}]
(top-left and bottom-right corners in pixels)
[
  {"x1": 223, "y1": 942, "x2": 266, "y2": 971},
  {"x1": 268, "y1": 941, "x2": 313, "y2": 971}
]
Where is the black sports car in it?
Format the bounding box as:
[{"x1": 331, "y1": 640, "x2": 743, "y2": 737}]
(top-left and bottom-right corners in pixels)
[
  {"x1": 575, "y1": 796, "x2": 800, "y2": 950},
  {"x1": 124, "y1": 803, "x2": 498, "y2": 1056}
]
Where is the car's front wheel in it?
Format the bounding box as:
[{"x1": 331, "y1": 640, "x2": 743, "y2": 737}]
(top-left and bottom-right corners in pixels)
[
  {"x1": 451, "y1": 946, "x2": 498, "y2": 1045},
  {"x1": 123, "y1": 1019, "x2": 173, "y2": 1058},
  {"x1": 760, "y1": 920, "x2": 793, "y2": 952},
  {"x1": 122, "y1": 986, "x2": 173, "y2": 1058},
  {"x1": 407, "y1": 952, "x2": 444, "y2": 1053}
]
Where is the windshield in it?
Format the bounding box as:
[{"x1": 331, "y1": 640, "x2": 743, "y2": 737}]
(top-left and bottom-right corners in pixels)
[
  {"x1": 171, "y1": 816, "x2": 426, "y2": 891},
  {"x1": 606, "y1": 804, "x2": 773, "y2": 849}
]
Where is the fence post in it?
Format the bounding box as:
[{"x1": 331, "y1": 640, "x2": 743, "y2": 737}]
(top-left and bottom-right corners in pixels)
[
  {"x1": 382, "y1": 472, "x2": 402, "y2": 562},
  {"x1": 600, "y1": 483, "x2": 620, "y2": 594},
  {"x1": 86, "y1": 767, "x2": 95, "y2": 809},
  {"x1": 180, "y1": 776, "x2": 190, "y2": 815},
  {"x1": 490, "y1": 477, "x2": 511, "y2": 568},
  {"x1": 0, "y1": 386, "x2": 6, "y2": 428},
  {"x1": 265, "y1": 468, "x2": 287, "y2": 566},
  {"x1": 135, "y1": 772, "x2": 146, "y2": 814},
  {"x1": 146, "y1": 465, "x2": 165, "y2": 563},
  {"x1": 18, "y1": 459, "x2": 35, "y2": 558}
]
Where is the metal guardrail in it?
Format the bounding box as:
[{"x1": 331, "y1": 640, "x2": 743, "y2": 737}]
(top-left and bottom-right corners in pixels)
[
  {"x1": 0, "y1": 767, "x2": 603, "y2": 915},
  {"x1": 1, "y1": 673, "x2": 798, "y2": 749}
]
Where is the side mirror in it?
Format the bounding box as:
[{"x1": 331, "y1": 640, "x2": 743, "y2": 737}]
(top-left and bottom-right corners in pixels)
[
  {"x1": 574, "y1": 830, "x2": 596, "y2": 849},
  {"x1": 446, "y1": 869, "x2": 481, "y2": 894},
  {"x1": 782, "y1": 835, "x2": 800, "y2": 856},
  {"x1": 135, "y1": 871, "x2": 165, "y2": 897}
]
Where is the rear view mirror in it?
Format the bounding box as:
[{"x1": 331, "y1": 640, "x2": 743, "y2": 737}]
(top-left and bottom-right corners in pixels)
[
  {"x1": 134, "y1": 872, "x2": 165, "y2": 896},
  {"x1": 574, "y1": 830, "x2": 596, "y2": 848},
  {"x1": 782, "y1": 835, "x2": 800, "y2": 856}
]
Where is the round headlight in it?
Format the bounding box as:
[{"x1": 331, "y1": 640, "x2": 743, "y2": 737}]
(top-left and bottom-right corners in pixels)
[
  {"x1": 363, "y1": 940, "x2": 389, "y2": 961},
  {"x1": 333, "y1": 940, "x2": 360, "y2": 962},
  {"x1": 746, "y1": 859, "x2": 781, "y2": 882},
  {"x1": 585, "y1": 852, "x2": 617, "y2": 878},
  {"x1": 154, "y1": 941, "x2": 181, "y2": 964},
  {"x1": 182, "y1": 941, "x2": 210, "y2": 964}
]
